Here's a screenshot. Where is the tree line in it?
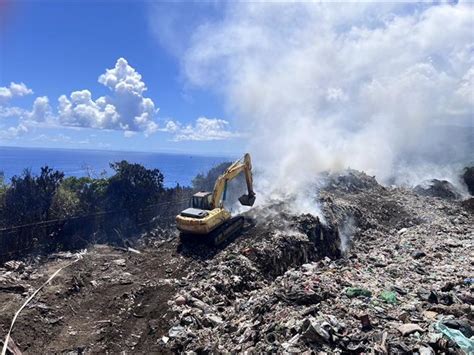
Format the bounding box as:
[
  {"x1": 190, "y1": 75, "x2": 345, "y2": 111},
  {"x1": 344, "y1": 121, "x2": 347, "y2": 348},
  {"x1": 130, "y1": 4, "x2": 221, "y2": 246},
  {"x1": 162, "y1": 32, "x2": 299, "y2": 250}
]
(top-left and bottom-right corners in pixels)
[{"x1": 0, "y1": 160, "x2": 230, "y2": 261}]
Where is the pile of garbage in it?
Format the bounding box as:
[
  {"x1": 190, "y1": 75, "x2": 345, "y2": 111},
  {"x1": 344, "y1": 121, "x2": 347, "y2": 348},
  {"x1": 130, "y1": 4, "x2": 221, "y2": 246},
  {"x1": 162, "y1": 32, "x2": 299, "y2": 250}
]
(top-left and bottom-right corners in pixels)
[{"x1": 166, "y1": 170, "x2": 473, "y2": 353}]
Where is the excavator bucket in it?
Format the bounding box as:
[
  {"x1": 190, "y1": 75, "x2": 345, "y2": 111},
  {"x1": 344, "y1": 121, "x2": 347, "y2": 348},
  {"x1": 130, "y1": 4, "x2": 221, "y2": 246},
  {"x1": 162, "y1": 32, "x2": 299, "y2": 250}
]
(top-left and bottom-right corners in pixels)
[{"x1": 238, "y1": 193, "x2": 256, "y2": 207}]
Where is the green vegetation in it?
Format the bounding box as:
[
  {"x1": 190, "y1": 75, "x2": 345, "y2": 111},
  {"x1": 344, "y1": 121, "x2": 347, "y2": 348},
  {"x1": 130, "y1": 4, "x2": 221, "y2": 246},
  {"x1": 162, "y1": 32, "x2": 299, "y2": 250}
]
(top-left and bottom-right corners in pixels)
[
  {"x1": 2, "y1": 167, "x2": 64, "y2": 226},
  {"x1": 0, "y1": 161, "x2": 193, "y2": 261},
  {"x1": 106, "y1": 161, "x2": 165, "y2": 213}
]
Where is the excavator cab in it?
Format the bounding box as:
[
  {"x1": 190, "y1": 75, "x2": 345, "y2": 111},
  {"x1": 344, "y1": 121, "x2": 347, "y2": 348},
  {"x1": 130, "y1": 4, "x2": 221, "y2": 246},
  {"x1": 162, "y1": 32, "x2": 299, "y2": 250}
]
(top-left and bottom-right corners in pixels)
[{"x1": 191, "y1": 192, "x2": 213, "y2": 210}]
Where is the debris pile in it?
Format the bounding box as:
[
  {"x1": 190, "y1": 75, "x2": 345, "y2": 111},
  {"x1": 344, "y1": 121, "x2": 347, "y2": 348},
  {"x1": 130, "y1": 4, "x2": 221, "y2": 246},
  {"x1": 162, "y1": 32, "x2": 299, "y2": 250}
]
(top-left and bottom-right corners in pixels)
[
  {"x1": 463, "y1": 167, "x2": 474, "y2": 195},
  {"x1": 0, "y1": 169, "x2": 472, "y2": 353},
  {"x1": 167, "y1": 171, "x2": 473, "y2": 353},
  {"x1": 414, "y1": 179, "x2": 462, "y2": 200}
]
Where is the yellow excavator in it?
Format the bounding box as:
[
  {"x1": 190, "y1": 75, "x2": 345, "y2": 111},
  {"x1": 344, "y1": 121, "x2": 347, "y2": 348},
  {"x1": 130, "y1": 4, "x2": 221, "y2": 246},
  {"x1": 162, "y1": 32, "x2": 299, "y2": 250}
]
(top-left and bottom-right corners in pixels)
[{"x1": 176, "y1": 153, "x2": 256, "y2": 245}]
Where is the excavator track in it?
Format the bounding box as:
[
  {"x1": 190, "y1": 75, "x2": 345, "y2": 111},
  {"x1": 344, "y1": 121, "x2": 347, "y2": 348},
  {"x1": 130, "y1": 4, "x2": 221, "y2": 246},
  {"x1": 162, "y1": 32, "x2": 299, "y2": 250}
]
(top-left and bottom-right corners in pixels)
[
  {"x1": 208, "y1": 216, "x2": 244, "y2": 245},
  {"x1": 179, "y1": 216, "x2": 244, "y2": 246}
]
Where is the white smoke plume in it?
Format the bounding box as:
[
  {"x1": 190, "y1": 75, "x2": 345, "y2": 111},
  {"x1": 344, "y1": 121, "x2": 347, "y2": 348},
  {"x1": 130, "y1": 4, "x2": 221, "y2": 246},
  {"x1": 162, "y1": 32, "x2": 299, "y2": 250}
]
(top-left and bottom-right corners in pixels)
[{"x1": 181, "y1": 1, "x2": 474, "y2": 211}]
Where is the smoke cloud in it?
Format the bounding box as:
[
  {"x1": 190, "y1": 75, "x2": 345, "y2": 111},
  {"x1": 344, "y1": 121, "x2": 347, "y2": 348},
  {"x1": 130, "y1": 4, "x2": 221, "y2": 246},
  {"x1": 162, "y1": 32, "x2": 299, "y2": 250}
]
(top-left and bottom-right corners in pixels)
[{"x1": 182, "y1": 2, "x2": 474, "y2": 208}]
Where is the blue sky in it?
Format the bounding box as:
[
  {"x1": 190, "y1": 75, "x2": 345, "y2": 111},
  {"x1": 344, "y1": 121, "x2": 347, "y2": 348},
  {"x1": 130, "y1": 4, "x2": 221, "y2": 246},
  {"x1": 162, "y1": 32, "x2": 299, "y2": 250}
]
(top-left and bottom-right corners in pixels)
[
  {"x1": 0, "y1": 0, "x2": 472, "y2": 173},
  {"x1": 0, "y1": 0, "x2": 241, "y2": 155}
]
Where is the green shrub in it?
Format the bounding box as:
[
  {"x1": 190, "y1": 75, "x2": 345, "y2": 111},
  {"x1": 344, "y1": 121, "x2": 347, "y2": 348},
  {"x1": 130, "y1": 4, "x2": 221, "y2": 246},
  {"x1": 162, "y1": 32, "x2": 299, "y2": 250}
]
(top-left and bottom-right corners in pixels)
[
  {"x1": 106, "y1": 161, "x2": 165, "y2": 212},
  {"x1": 2, "y1": 167, "x2": 64, "y2": 225}
]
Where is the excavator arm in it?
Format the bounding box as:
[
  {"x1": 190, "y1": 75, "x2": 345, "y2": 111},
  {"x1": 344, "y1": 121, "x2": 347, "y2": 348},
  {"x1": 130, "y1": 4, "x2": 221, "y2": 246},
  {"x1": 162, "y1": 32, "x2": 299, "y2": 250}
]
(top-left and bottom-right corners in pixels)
[
  {"x1": 211, "y1": 153, "x2": 256, "y2": 209},
  {"x1": 176, "y1": 152, "x2": 256, "y2": 243}
]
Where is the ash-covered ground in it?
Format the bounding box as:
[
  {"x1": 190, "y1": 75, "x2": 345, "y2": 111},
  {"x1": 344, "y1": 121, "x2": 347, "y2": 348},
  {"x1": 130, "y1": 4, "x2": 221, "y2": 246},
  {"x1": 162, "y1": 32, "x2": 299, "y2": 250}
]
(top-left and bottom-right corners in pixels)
[{"x1": 1, "y1": 170, "x2": 473, "y2": 354}]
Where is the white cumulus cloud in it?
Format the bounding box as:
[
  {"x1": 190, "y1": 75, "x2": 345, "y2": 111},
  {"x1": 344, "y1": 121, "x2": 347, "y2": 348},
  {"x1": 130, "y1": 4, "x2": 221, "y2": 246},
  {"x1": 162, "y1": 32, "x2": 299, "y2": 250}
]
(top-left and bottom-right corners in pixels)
[
  {"x1": 58, "y1": 58, "x2": 159, "y2": 133},
  {"x1": 0, "y1": 123, "x2": 28, "y2": 139},
  {"x1": 29, "y1": 96, "x2": 53, "y2": 122},
  {"x1": 0, "y1": 58, "x2": 240, "y2": 142},
  {"x1": 0, "y1": 82, "x2": 33, "y2": 103},
  {"x1": 164, "y1": 117, "x2": 240, "y2": 141}
]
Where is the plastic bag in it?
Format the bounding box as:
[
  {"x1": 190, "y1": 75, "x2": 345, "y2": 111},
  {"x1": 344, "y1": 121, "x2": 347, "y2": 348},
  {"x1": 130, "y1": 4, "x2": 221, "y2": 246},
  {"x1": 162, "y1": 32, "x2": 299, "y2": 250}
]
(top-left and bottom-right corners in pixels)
[
  {"x1": 379, "y1": 290, "x2": 397, "y2": 304},
  {"x1": 435, "y1": 321, "x2": 474, "y2": 354},
  {"x1": 345, "y1": 287, "x2": 372, "y2": 298}
]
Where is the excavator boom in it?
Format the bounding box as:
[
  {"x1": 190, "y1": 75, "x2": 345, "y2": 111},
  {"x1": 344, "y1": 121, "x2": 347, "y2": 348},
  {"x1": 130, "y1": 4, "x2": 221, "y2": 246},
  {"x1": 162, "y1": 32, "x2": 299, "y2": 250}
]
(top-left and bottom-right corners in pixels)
[{"x1": 211, "y1": 153, "x2": 255, "y2": 209}]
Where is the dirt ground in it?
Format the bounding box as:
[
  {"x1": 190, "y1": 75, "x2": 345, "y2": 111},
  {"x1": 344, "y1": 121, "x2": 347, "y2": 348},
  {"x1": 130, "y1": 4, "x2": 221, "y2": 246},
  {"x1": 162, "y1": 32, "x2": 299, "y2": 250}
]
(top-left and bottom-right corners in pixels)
[{"x1": 0, "y1": 238, "x2": 199, "y2": 354}]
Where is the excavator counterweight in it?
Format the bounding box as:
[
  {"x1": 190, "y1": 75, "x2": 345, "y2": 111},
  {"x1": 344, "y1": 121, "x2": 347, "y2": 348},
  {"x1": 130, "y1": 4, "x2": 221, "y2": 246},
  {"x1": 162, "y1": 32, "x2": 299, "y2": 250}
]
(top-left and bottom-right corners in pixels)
[{"x1": 176, "y1": 153, "x2": 256, "y2": 245}]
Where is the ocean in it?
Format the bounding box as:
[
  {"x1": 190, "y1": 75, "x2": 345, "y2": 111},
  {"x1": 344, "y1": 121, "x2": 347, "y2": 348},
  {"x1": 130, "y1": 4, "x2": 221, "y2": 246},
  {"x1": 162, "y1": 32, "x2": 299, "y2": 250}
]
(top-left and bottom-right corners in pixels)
[{"x1": 0, "y1": 146, "x2": 231, "y2": 188}]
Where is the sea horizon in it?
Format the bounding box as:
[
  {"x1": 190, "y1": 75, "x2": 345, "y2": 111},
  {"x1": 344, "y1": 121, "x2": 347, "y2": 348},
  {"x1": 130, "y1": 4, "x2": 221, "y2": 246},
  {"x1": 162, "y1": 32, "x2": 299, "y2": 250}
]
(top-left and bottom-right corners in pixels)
[{"x1": 0, "y1": 146, "x2": 232, "y2": 188}]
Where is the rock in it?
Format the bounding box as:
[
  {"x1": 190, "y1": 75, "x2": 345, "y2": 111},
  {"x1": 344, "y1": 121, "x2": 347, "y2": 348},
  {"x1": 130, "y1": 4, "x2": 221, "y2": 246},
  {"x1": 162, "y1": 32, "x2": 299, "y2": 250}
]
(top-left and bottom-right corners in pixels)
[
  {"x1": 204, "y1": 314, "x2": 223, "y2": 326},
  {"x1": 175, "y1": 295, "x2": 187, "y2": 306},
  {"x1": 4, "y1": 260, "x2": 25, "y2": 271},
  {"x1": 112, "y1": 259, "x2": 126, "y2": 267},
  {"x1": 397, "y1": 323, "x2": 424, "y2": 336}
]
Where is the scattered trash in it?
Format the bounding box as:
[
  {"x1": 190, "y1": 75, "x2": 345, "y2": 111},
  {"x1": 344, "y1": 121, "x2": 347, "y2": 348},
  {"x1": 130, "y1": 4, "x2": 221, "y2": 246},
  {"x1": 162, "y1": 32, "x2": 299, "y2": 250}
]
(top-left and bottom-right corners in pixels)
[
  {"x1": 412, "y1": 250, "x2": 426, "y2": 259},
  {"x1": 112, "y1": 259, "x2": 126, "y2": 267},
  {"x1": 398, "y1": 323, "x2": 424, "y2": 336},
  {"x1": 379, "y1": 290, "x2": 397, "y2": 304},
  {"x1": 168, "y1": 325, "x2": 186, "y2": 338},
  {"x1": 0, "y1": 336, "x2": 22, "y2": 355},
  {"x1": 346, "y1": 287, "x2": 372, "y2": 298},
  {"x1": 127, "y1": 247, "x2": 141, "y2": 254},
  {"x1": 463, "y1": 277, "x2": 474, "y2": 285},
  {"x1": 4, "y1": 261, "x2": 25, "y2": 272},
  {"x1": 359, "y1": 314, "x2": 372, "y2": 331},
  {"x1": 435, "y1": 320, "x2": 474, "y2": 354}
]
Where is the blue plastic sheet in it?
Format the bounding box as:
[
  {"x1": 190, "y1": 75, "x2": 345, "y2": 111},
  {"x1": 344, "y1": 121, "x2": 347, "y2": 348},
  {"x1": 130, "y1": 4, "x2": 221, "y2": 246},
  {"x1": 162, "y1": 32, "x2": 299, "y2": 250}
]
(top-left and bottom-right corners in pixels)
[{"x1": 435, "y1": 321, "x2": 474, "y2": 354}]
